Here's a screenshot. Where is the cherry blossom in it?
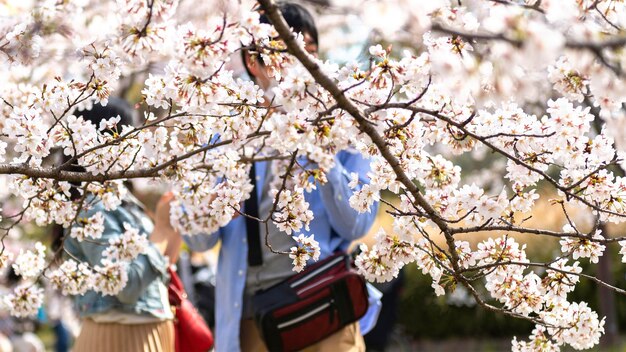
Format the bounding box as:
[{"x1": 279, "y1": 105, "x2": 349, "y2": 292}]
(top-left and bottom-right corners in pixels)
[
  {"x1": 289, "y1": 234, "x2": 321, "y2": 272},
  {"x1": 559, "y1": 228, "x2": 606, "y2": 264},
  {"x1": 70, "y1": 212, "x2": 105, "y2": 241},
  {"x1": 93, "y1": 260, "x2": 129, "y2": 296},
  {"x1": 4, "y1": 284, "x2": 45, "y2": 318},
  {"x1": 102, "y1": 222, "x2": 150, "y2": 262},
  {"x1": 49, "y1": 259, "x2": 95, "y2": 296},
  {"x1": 12, "y1": 242, "x2": 46, "y2": 279},
  {"x1": 1, "y1": 0, "x2": 626, "y2": 349}
]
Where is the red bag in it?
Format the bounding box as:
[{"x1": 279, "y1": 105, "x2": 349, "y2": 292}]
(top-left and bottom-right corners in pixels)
[
  {"x1": 251, "y1": 253, "x2": 369, "y2": 352},
  {"x1": 168, "y1": 267, "x2": 214, "y2": 352}
]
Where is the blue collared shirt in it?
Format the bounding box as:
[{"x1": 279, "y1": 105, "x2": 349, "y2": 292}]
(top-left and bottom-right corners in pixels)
[{"x1": 184, "y1": 150, "x2": 379, "y2": 352}]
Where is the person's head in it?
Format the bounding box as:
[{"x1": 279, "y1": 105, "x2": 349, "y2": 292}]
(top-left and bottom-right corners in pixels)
[
  {"x1": 242, "y1": 2, "x2": 319, "y2": 91},
  {"x1": 52, "y1": 98, "x2": 137, "y2": 247}
]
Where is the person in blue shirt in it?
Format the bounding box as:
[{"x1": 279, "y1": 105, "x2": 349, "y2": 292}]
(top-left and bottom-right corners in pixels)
[{"x1": 183, "y1": 3, "x2": 379, "y2": 351}]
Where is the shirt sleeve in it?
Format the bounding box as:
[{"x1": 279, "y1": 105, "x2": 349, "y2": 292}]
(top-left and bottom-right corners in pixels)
[
  {"x1": 182, "y1": 230, "x2": 221, "y2": 252},
  {"x1": 69, "y1": 205, "x2": 168, "y2": 305},
  {"x1": 318, "y1": 150, "x2": 379, "y2": 240}
]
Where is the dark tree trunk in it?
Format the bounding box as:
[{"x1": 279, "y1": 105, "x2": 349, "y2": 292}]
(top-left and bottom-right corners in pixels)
[{"x1": 598, "y1": 223, "x2": 618, "y2": 347}]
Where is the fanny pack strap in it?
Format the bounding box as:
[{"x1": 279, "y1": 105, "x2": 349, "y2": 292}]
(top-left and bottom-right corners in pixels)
[
  {"x1": 246, "y1": 163, "x2": 263, "y2": 267},
  {"x1": 246, "y1": 162, "x2": 342, "y2": 267}
]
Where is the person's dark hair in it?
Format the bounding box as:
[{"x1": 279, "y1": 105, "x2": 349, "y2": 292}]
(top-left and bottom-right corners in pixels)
[
  {"x1": 77, "y1": 97, "x2": 136, "y2": 131},
  {"x1": 242, "y1": 2, "x2": 318, "y2": 80}
]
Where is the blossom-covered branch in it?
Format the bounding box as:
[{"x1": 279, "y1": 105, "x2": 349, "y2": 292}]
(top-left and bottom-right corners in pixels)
[{"x1": 3, "y1": 0, "x2": 626, "y2": 350}]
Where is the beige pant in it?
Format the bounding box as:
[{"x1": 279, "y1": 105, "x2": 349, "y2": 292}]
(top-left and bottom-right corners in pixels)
[{"x1": 240, "y1": 319, "x2": 365, "y2": 352}]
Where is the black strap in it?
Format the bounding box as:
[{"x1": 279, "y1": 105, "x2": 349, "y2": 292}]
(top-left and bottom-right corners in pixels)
[
  {"x1": 246, "y1": 163, "x2": 343, "y2": 266},
  {"x1": 246, "y1": 164, "x2": 263, "y2": 267}
]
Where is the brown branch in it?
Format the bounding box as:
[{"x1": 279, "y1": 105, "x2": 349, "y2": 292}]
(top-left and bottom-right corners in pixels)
[
  {"x1": 265, "y1": 151, "x2": 299, "y2": 255},
  {"x1": 468, "y1": 260, "x2": 626, "y2": 296},
  {"x1": 258, "y1": 0, "x2": 465, "y2": 278},
  {"x1": 0, "y1": 131, "x2": 270, "y2": 182},
  {"x1": 377, "y1": 104, "x2": 626, "y2": 219}
]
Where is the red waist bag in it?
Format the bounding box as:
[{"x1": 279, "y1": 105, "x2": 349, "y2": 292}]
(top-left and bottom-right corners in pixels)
[
  {"x1": 168, "y1": 267, "x2": 214, "y2": 352},
  {"x1": 251, "y1": 253, "x2": 369, "y2": 352}
]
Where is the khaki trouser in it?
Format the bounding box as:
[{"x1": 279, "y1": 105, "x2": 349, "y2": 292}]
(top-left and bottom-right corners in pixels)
[{"x1": 240, "y1": 319, "x2": 365, "y2": 352}]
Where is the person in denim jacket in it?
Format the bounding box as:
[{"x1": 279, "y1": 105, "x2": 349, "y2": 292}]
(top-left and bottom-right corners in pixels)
[
  {"x1": 64, "y1": 194, "x2": 173, "y2": 320},
  {"x1": 62, "y1": 99, "x2": 181, "y2": 352}
]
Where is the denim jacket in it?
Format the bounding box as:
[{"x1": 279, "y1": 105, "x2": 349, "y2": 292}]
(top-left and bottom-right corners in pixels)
[{"x1": 64, "y1": 195, "x2": 170, "y2": 319}]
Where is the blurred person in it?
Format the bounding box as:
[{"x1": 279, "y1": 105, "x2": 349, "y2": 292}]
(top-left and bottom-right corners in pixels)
[
  {"x1": 183, "y1": 2, "x2": 379, "y2": 351},
  {"x1": 44, "y1": 289, "x2": 80, "y2": 352},
  {"x1": 10, "y1": 332, "x2": 43, "y2": 352},
  {"x1": 49, "y1": 219, "x2": 82, "y2": 352},
  {"x1": 62, "y1": 98, "x2": 181, "y2": 352},
  {"x1": 0, "y1": 333, "x2": 11, "y2": 352},
  {"x1": 363, "y1": 269, "x2": 405, "y2": 352},
  {"x1": 0, "y1": 266, "x2": 43, "y2": 352},
  {"x1": 176, "y1": 250, "x2": 217, "y2": 329}
]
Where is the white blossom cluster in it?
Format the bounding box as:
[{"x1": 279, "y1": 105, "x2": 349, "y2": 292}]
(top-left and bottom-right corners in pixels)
[
  {"x1": 3, "y1": 284, "x2": 44, "y2": 318},
  {"x1": 2, "y1": 0, "x2": 626, "y2": 349},
  {"x1": 2, "y1": 242, "x2": 47, "y2": 317},
  {"x1": 270, "y1": 187, "x2": 314, "y2": 235},
  {"x1": 0, "y1": 251, "x2": 13, "y2": 270},
  {"x1": 49, "y1": 259, "x2": 94, "y2": 296},
  {"x1": 559, "y1": 227, "x2": 606, "y2": 264},
  {"x1": 49, "y1": 220, "x2": 148, "y2": 297},
  {"x1": 102, "y1": 222, "x2": 150, "y2": 262},
  {"x1": 356, "y1": 227, "x2": 418, "y2": 283},
  {"x1": 117, "y1": 0, "x2": 178, "y2": 62},
  {"x1": 70, "y1": 212, "x2": 105, "y2": 241},
  {"x1": 92, "y1": 260, "x2": 129, "y2": 296},
  {"x1": 12, "y1": 242, "x2": 46, "y2": 279},
  {"x1": 48, "y1": 258, "x2": 131, "y2": 298},
  {"x1": 358, "y1": 229, "x2": 605, "y2": 350},
  {"x1": 289, "y1": 234, "x2": 321, "y2": 272}
]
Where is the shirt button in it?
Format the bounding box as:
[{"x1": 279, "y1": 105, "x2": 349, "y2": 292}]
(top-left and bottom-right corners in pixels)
[
  {"x1": 243, "y1": 238, "x2": 247, "y2": 244},
  {"x1": 234, "y1": 302, "x2": 239, "y2": 308},
  {"x1": 238, "y1": 270, "x2": 244, "y2": 276}
]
